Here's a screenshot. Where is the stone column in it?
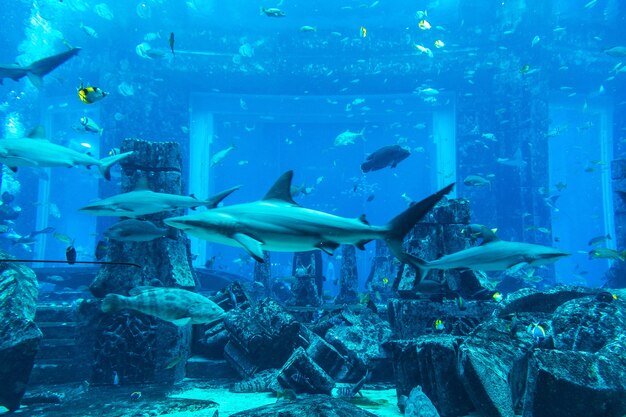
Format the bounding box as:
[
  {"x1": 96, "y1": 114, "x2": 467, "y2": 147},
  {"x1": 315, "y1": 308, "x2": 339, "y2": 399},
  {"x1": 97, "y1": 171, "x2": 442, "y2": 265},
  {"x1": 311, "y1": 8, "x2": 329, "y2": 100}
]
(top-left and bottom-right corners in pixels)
[
  {"x1": 335, "y1": 245, "x2": 358, "y2": 304},
  {"x1": 253, "y1": 252, "x2": 271, "y2": 296},
  {"x1": 87, "y1": 138, "x2": 195, "y2": 384},
  {"x1": 289, "y1": 251, "x2": 322, "y2": 306}
]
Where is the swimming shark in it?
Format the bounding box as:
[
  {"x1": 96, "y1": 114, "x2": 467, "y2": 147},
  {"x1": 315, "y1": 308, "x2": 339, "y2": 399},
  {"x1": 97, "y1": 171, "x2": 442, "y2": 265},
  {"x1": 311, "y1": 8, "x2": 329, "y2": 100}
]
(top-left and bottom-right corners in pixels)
[
  {"x1": 164, "y1": 170, "x2": 454, "y2": 278},
  {"x1": 79, "y1": 179, "x2": 240, "y2": 217},
  {"x1": 0, "y1": 126, "x2": 133, "y2": 180},
  {"x1": 0, "y1": 47, "x2": 80, "y2": 88},
  {"x1": 409, "y1": 229, "x2": 569, "y2": 281}
]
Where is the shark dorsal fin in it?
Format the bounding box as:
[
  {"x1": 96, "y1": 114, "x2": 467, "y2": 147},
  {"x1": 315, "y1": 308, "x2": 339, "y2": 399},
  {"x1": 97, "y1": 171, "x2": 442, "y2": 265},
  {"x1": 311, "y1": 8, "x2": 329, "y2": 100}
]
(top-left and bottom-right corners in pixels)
[
  {"x1": 134, "y1": 177, "x2": 150, "y2": 191},
  {"x1": 263, "y1": 170, "x2": 299, "y2": 205},
  {"x1": 27, "y1": 126, "x2": 46, "y2": 139}
]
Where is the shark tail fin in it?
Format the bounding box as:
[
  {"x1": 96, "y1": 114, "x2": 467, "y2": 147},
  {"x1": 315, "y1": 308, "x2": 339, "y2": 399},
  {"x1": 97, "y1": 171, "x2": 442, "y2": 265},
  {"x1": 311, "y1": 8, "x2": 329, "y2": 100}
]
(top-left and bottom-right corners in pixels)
[
  {"x1": 98, "y1": 151, "x2": 134, "y2": 181},
  {"x1": 203, "y1": 185, "x2": 241, "y2": 209},
  {"x1": 385, "y1": 183, "x2": 454, "y2": 282},
  {"x1": 101, "y1": 293, "x2": 125, "y2": 313}
]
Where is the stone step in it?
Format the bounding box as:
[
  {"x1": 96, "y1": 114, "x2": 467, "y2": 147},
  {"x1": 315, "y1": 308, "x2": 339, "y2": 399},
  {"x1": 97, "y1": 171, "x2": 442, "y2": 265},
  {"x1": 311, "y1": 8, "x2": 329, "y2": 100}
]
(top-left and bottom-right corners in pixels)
[
  {"x1": 36, "y1": 339, "x2": 77, "y2": 360},
  {"x1": 185, "y1": 356, "x2": 238, "y2": 381},
  {"x1": 30, "y1": 358, "x2": 89, "y2": 385},
  {"x1": 37, "y1": 322, "x2": 77, "y2": 339},
  {"x1": 35, "y1": 304, "x2": 76, "y2": 323}
]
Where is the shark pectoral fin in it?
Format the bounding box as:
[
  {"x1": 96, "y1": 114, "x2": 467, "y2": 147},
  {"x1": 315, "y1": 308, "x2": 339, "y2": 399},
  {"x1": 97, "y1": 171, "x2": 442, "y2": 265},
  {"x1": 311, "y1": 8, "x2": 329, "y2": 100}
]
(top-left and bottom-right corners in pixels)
[
  {"x1": 355, "y1": 240, "x2": 372, "y2": 250},
  {"x1": 508, "y1": 262, "x2": 529, "y2": 274},
  {"x1": 316, "y1": 241, "x2": 340, "y2": 255},
  {"x1": 172, "y1": 317, "x2": 192, "y2": 326},
  {"x1": 233, "y1": 233, "x2": 265, "y2": 262}
]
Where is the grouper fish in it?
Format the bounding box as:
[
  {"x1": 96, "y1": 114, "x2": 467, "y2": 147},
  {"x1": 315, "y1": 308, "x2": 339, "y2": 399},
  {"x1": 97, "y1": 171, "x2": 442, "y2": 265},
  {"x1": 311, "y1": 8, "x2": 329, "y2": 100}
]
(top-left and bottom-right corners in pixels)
[{"x1": 101, "y1": 286, "x2": 225, "y2": 326}]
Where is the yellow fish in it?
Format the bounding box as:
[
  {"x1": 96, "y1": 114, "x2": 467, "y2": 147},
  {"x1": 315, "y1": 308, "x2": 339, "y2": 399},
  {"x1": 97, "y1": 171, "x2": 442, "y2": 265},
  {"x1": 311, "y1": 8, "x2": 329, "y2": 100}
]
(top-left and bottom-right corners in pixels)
[
  {"x1": 382, "y1": 277, "x2": 389, "y2": 286},
  {"x1": 434, "y1": 319, "x2": 444, "y2": 331},
  {"x1": 493, "y1": 292, "x2": 504, "y2": 303},
  {"x1": 360, "y1": 26, "x2": 367, "y2": 38},
  {"x1": 418, "y1": 19, "x2": 431, "y2": 30},
  {"x1": 434, "y1": 39, "x2": 445, "y2": 48},
  {"x1": 78, "y1": 84, "x2": 107, "y2": 104}
]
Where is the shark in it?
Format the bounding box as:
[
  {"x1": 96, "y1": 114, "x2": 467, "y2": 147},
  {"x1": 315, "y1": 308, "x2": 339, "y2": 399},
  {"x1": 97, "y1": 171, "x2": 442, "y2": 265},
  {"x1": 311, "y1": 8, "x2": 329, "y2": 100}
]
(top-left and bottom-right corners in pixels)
[
  {"x1": 409, "y1": 229, "x2": 569, "y2": 281},
  {"x1": 0, "y1": 126, "x2": 133, "y2": 180},
  {"x1": 164, "y1": 170, "x2": 455, "y2": 277},
  {"x1": 0, "y1": 48, "x2": 80, "y2": 88},
  {"x1": 79, "y1": 179, "x2": 241, "y2": 217}
]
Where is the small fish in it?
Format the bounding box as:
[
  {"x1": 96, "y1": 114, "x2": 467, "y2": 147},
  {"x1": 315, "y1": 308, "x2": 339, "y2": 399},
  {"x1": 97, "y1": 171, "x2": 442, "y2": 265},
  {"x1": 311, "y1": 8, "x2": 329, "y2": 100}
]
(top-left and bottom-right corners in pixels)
[
  {"x1": 414, "y1": 44, "x2": 433, "y2": 58},
  {"x1": 434, "y1": 39, "x2": 445, "y2": 48},
  {"x1": 589, "y1": 247, "x2": 626, "y2": 261},
  {"x1": 519, "y1": 65, "x2": 531, "y2": 74},
  {"x1": 95, "y1": 239, "x2": 109, "y2": 261},
  {"x1": 418, "y1": 19, "x2": 431, "y2": 30},
  {"x1": 260, "y1": 7, "x2": 285, "y2": 17},
  {"x1": 53, "y1": 232, "x2": 74, "y2": 245},
  {"x1": 130, "y1": 391, "x2": 141, "y2": 401},
  {"x1": 434, "y1": 319, "x2": 445, "y2": 331},
  {"x1": 80, "y1": 116, "x2": 103, "y2": 135},
  {"x1": 210, "y1": 145, "x2": 236, "y2": 167},
  {"x1": 80, "y1": 23, "x2": 98, "y2": 38},
  {"x1": 165, "y1": 354, "x2": 185, "y2": 369},
  {"x1": 531, "y1": 35, "x2": 540, "y2": 47},
  {"x1": 299, "y1": 26, "x2": 316, "y2": 32},
  {"x1": 455, "y1": 293, "x2": 466, "y2": 311},
  {"x1": 366, "y1": 194, "x2": 375, "y2": 202},
  {"x1": 169, "y1": 32, "x2": 175, "y2": 56},
  {"x1": 360, "y1": 26, "x2": 367, "y2": 38},
  {"x1": 584, "y1": 0, "x2": 597, "y2": 9},
  {"x1": 66, "y1": 245, "x2": 77, "y2": 264},
  {"x1": 528, "y1": 323, "x2": 546, "y2": 341},
  {"x1": 588, "y1": 234, "x2": 611, "y2": 246},
  {"x1": 276, "y1": 389, "x2": 297, "y2": 401},
  {"x1": 463, "y1": 175, "x2": 490, "y2": 188},
  {"x1": 78, "y1": 84, "x2": 107, "y2": 104},
  {"x1": 492, "y1": 292, "x2": 503, "y2": 303},
  {"x1": 112, "y1": 370, "x2": 119, "y2": 386},
  {"x1": 382, "y1": 277, "x2": 389, "y2": 286}
]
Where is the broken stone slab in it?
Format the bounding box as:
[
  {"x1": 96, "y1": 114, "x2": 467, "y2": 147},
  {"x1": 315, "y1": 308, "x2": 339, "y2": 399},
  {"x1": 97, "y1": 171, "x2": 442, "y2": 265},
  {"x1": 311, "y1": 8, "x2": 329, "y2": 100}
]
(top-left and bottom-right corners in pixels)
[
  {"x1": 388, "y1": 298, "x2": 494, "y2": 339},
  {"x1": 277, "y1": 346, "x2": 335, "y2": 395},
  {"x1": 458, "y1": 317, "x2": 534, "y2": 417},
  {"x1": 495, "y1": 285, "x2": 600, "y2": 317},
  {"x1": 404, "y1": 385, "x2": 441, "y2": 417},
  {"x1": 0, "y1": 259, "x2": 43, "y2": 412},
  {"x1": 523, "y1": 348, "x2": 626, "y2": 417},
  {"x1": 223, "y1": 298, "x2": 301, "y2": 371},
  {"x1": 551, "y1": 294, "x2": 626, "y2": 352},
  {"x1": 324, "y1": 308, "x2": 392, "y2": 381},
  {"x1": 229, "y1": 394, "x2": 378, "y2": 417},
  {"x1": 305, "y1": 331, "x2": 350, "y2": 381}
]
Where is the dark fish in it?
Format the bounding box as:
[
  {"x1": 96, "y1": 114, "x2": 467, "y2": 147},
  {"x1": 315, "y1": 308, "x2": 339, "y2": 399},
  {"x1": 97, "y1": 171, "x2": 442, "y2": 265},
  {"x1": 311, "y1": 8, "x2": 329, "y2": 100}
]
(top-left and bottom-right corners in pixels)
[
  {"x1": 95, "y1": 239, "x2": 109, "y2": 260},
  {"x1": 169, "y1": 32, "x2": 175, "y2": 56},
  {"x1": 361, "y1": 145, "x2": 411, "y2": 172},
  {"x1": 66, "y1": 245, "x2": 77, "y2": 264},
  {"x1": 366, "y1": 194, "x2": 375, "y2": 202}
]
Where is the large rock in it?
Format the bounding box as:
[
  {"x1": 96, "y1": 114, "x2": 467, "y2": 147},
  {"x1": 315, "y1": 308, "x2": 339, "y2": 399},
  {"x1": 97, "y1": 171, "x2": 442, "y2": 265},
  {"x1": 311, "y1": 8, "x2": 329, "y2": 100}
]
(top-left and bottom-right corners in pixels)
[
  {"x1": 0, "y1": 259, "x2": 42, "y2": 411},
  {"x1": 495, "y1": 286, "x2": 600, "y2": 316},
  {"x1": 325, "y1": 308, "x2": 392, "y2": 381},
  {"x1": 523, "y1": 348, "x2": 626, "y2": 417},
  {"x1": 229, "y1": 394, "x2": 378, "y2": 417},
  {"x1": 458, "y1": 317, "x2": 533, "y2": 417},
  {"x1": 405, "y1": 386, "x2": 441, "y2": 417}
]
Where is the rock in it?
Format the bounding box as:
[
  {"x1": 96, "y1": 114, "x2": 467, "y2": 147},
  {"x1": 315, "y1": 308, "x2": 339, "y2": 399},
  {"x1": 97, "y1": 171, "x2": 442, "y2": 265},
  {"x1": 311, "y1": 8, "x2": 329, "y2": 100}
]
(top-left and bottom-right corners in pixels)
[
  {"x1": 551, "y1": 295, "x2": 626, "y2": 352},
  {"x1": 0, "y1": 258, "x2": 42, "y2": 411},
  {"x1": 458, "y1": 317, "x2": 533, "y2": 417},
  {"x1": 405, "y1": 386, "x2": 441, "y2": 417},
  {"x1": 523, "y1": 348, "x2": 626, "y2": 417},
  {"x1": 277, "y1": 346, "x2": 335, "y2": 395},
  {"x1": 496, "y1": 285, "x2": 599, "y2": 316},
  {"x1": 223, "y1": 298, "x2": 301, "y2": 373},
  {"x1": 229, "y1": 394, "x2": 378, "y2": 417},
  {"x1": 325, "y1": 308, "x2": 392, "y2": 381},
  {"x1": 388, "y1": 298, "x2": 493, "y2": 339}
]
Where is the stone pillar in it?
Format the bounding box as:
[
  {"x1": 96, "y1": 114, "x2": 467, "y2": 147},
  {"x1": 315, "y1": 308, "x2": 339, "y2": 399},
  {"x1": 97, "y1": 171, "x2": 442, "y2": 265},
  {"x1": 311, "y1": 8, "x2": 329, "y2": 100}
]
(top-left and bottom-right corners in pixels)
[
  {"x1": 289, "y1": 251, "x2": 323, "y2": 306},
  {"x1": 87, "y1": 138, "x2": 195, "y2": 384},
  {"x1": 253, "y1": 252, "x2": 271, "y2": 296},
  {"x1": 365, "y1": 241, "x2": 396, "y2": 302},
  {"x1": 335, "y1": 245, "x2": 358, "y2": 304},
  {"x1": 606, "y1": 159, "x2": 626, "y2": 288}
]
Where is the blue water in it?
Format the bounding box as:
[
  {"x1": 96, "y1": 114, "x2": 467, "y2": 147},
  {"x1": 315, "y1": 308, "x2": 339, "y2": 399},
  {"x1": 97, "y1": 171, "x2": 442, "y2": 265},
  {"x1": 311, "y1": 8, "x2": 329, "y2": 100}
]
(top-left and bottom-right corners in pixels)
[{"x1": 0, "y1": 0, "x2": 625, "y2": 289}]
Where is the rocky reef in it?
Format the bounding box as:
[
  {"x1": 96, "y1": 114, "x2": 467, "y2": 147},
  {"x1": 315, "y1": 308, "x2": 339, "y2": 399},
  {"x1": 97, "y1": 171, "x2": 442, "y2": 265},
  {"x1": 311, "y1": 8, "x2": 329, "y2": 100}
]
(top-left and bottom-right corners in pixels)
[{"x1": 0, "y1": 253, "x2": 42, "y2": 411}]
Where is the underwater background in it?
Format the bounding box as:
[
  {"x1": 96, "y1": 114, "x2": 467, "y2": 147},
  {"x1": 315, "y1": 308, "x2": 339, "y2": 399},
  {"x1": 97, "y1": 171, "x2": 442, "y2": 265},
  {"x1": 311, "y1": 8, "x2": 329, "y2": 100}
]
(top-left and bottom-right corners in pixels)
[{"x1": 0, "y1": 0, "x2": 626, "y2": 416}]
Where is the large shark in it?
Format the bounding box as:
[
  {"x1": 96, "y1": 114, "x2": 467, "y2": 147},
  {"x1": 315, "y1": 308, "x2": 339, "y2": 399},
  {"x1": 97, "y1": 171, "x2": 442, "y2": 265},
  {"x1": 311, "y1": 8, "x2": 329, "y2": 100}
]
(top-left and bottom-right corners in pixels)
[
  {"x1": 0, "y1": 126, "x2": 133, "y2": 180},
  {"x1": 164, "y1": 170, "x2": 454, "y2": 275},
  {"x1": 0, "y1": 48, "x2": 80, "y2": 88},
  {"x1": 409, "y1": 229, "x2": 569, "y2": 281},
  {"x1": 79, "y1": 179, "x2": 240, "y2": 217}
]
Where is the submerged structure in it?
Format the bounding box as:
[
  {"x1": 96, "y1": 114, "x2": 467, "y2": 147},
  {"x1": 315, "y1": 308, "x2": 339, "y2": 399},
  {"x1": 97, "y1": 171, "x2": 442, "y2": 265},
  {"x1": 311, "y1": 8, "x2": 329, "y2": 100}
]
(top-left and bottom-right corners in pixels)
[{"x1": 0, "y1": 0, "x2": 625, "y2": 416}]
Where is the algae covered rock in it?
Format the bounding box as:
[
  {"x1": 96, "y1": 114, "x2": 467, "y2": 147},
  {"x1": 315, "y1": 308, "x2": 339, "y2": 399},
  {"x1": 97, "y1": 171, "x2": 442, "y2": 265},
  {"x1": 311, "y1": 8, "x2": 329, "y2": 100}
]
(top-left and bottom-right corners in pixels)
[{"x1": 0, "y1": 258, "x2": 42, "y2": 411}]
